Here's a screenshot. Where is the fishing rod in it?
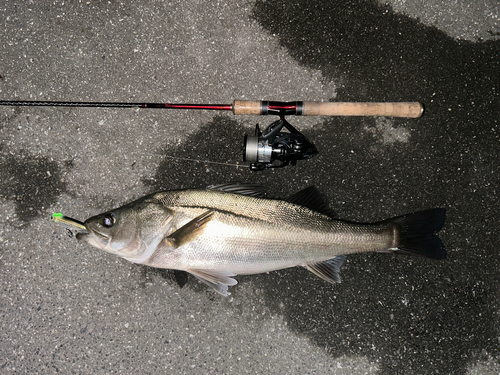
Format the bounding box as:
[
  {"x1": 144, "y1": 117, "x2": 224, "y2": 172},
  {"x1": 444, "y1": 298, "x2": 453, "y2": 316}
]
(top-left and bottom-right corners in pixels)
[
  {"x1": 0, "y1": 99, "x2": 424, "y2": 170},
  {"x1": 0, "y1": 99, "x2": 423, "y2": 117}
]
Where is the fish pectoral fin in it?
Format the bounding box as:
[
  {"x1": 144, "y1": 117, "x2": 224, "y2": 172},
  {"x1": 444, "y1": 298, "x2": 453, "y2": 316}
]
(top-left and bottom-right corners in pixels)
[
  {"x1": 166, "y1": 210, "x2": 214, "y2": 249},
  {"x1": 304, "y1": 255, "x2": 346, "y2": 284},
  {"x1": 188, "y1": 269, "x2": 238, "y2": 297}
]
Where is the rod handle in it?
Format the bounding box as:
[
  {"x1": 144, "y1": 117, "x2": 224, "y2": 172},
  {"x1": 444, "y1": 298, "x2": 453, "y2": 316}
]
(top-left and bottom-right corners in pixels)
[
  {"x1": 232, "y1": 100, "x2": 424, "y2": 118},
  {"x1": 301, "y1": 101, "x2": 424, "y2": 118}
]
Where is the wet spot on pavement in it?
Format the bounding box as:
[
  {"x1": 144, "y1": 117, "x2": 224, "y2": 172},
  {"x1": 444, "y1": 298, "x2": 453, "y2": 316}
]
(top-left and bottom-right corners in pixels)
[{"x1": 0, "y1": 152, "x2": 68, "y2": 223}]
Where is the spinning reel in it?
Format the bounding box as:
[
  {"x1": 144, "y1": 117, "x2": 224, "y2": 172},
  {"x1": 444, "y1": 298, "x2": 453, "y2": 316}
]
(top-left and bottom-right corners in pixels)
[{"x1": 243, "y1": 114, "x2": 318, "y2": 170}]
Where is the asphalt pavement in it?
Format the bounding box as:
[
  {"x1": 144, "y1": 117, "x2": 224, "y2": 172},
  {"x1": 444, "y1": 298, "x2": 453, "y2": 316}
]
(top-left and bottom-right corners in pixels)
[{"x1": 0, "y1": 1, "x2": 498, "y2": 374}]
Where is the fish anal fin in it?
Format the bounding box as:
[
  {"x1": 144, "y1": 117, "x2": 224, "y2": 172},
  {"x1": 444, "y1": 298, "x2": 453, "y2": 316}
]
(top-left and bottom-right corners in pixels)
[
  {"x1": 188, "y1": 269, "x2": 238, "y2": 297},
  {"x1": 167, "y1": 210, "x2": 214, "y2": 249},
  {"x1": 304, "y1": 255, "x2": 346, "y2": 284},
  {"x1": 287, "y1": 186, "x2": 338, "y2": 219}
]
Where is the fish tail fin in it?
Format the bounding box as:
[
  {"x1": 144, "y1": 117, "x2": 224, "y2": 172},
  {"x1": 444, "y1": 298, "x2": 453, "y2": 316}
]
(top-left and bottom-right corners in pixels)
[{"x1": 386, "y1": 208, "x2": 446, "y2": 260}]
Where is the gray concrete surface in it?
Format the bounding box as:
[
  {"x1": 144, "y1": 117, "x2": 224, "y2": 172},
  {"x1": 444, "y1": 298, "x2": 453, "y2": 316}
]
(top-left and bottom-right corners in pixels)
[
  {"x1": 386, "y1": 0, "x2": 498, "y2": 42},
  {"x1": 0, "y1": 0, "x2": 498, "y2": 374}
]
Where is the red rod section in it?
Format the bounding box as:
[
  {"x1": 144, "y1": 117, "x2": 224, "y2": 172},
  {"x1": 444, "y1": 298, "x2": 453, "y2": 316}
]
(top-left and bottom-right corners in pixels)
[
  {"x1": 160, "y1": 103, "x2": 232, "y2": 110},
  {"x1": 267, "y1": 102, "x2": 297, "y2": 111},
  {"x1": 265, "y1": 101, "x2": 302, "y2": 115}
]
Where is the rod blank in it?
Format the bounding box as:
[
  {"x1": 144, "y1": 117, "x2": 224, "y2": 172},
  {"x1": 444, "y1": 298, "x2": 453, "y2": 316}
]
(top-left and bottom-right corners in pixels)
[{"x1": 0, "y1": 100, "x2": 232, "y2": 111}]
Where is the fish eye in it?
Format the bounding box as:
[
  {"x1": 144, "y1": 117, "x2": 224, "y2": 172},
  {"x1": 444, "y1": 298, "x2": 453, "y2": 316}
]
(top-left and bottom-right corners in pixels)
[{"x1": 102, "y1": 213, "x2": 116, "y2": 228}]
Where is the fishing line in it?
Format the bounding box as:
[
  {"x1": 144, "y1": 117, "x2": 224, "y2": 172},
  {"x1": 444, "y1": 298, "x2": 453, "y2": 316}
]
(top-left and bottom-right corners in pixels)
[{"x1": 164, "y1": 155, "x2": 243, "y2": 168}]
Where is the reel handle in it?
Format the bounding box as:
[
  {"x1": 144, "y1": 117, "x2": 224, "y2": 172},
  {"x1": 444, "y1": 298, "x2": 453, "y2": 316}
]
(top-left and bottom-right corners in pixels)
[{"x1": 232, "y1": 100, "x2": 423, "y2": 118}]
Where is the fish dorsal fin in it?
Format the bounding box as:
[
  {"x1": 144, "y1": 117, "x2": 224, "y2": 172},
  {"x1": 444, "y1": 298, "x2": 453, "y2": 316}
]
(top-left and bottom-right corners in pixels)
[
  {"x1": 304, "y1": 255, "x2": 346, "y2": 284},
  {"x1": 287, "y1": 186, "x2": 338, "y2": 219},
  {"x1": 166, "y1": 210, "x2": 213, "y2": 249},
  {"x1": 188, "y1": 269, "x2": 238, "y2": 297},
  {"x1": 207, "y1": 183, "x2": 266, "y2": 197}
]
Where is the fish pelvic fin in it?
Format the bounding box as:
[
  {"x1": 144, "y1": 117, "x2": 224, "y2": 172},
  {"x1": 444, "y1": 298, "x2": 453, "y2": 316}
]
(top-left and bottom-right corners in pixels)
[
  {"x1": 166, "y1": 210, "x2": 214, "y2": 249},
  {"x1": 305, "y1": 255, "x2": 346, "y2": 284},
  {"x1": 386, "y1": 208, "x2": 446, "y2": 260},
  {"x1": 188, "y1": 269, "x2": 238, "y2": 297}
]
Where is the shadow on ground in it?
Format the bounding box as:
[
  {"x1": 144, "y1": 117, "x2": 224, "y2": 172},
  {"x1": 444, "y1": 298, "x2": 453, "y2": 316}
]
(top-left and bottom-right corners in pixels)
[
  {"x1": 248, "y1": 1, "x2": 499, "y2": 374},
  {"x1": 144, "y1": 2, "x2": 499, "y2": 372},
  {"x1": 146, "y1": 2, "x2": 498, "y2": 374}
]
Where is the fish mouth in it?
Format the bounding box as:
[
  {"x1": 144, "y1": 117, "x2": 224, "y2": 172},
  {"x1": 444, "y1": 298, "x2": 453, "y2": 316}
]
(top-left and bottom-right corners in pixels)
[{"x1": 76, "y1": 228, "x2": 110, "y2": 249}]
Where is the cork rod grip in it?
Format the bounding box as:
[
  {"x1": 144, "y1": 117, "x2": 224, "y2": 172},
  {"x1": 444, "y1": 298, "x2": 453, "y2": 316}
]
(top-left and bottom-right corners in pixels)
[
  {"x1": 232, "y1": 100, "x2": 424, "y2": 118},
  {"x1": 232, "y1": 100, "x2": 263, "y2": 115},
  {"x1": 301, "y1": 101, "x2": 424, "y2": 118}
]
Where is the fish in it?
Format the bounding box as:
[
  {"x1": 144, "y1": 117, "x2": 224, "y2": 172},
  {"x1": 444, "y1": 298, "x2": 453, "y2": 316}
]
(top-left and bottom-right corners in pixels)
[{"x1": 75, "y1": 184, "x2": 446, "y2": 296}]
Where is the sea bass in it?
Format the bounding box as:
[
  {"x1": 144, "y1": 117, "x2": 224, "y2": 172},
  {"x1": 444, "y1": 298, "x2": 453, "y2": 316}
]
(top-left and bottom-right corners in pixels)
[{"x1": 76, "y1": 184, "x2": 446, "y2": 296}]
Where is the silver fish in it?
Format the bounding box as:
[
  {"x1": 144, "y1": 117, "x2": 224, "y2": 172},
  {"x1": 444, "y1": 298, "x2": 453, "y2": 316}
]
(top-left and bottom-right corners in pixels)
[{"x1": 76, "y1": 184, "x2": 446, "y2": 296}]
